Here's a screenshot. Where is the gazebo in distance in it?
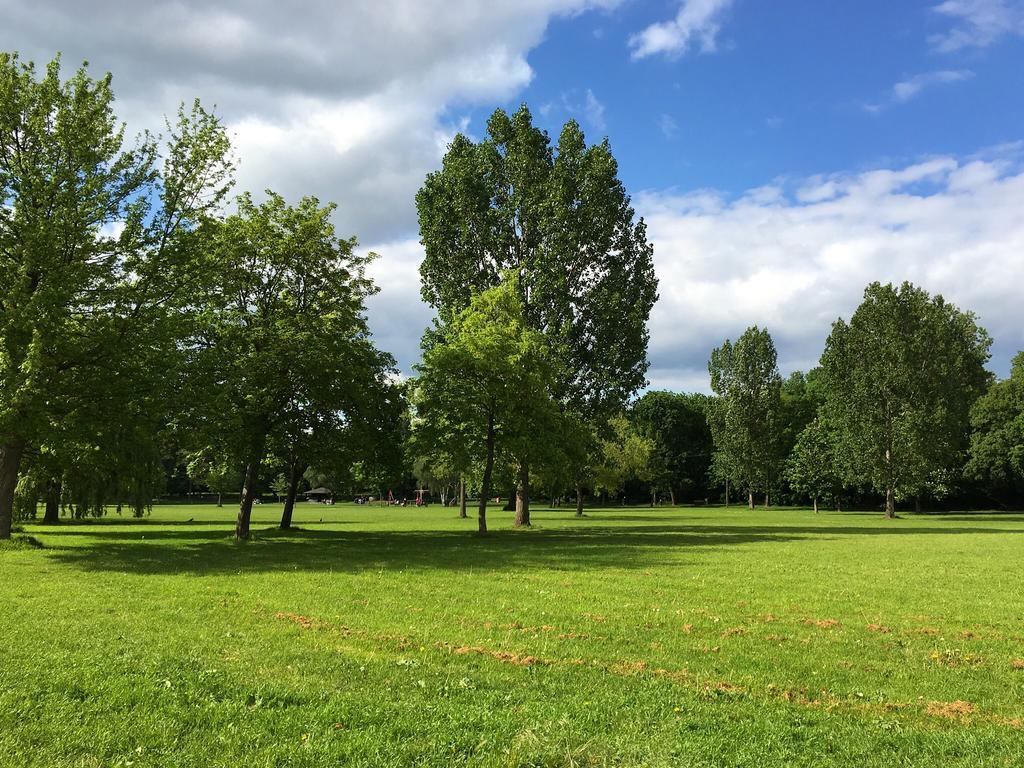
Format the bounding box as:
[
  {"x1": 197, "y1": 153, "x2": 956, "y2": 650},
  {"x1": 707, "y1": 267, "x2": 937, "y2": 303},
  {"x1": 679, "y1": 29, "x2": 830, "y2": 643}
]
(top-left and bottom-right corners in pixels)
[{"x1": 304, "y1": 487, "x2": 333, "y2": 504}]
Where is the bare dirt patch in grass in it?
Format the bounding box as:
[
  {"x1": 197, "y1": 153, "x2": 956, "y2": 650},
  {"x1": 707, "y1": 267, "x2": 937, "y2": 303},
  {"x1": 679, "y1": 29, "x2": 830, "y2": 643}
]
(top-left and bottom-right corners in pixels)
[{"x1": 926, "y1": 700, "x2": 975, "y2": 720}]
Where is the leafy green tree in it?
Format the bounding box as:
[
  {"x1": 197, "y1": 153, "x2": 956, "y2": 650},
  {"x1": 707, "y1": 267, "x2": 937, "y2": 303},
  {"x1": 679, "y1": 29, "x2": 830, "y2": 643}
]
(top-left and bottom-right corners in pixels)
[
  {"x1": 0, "y1": 53, "x2": 232, "y2": 538},
  {"x1": 820, "y1": 282, "x2": 991, "y2": 517},
  {"x1": 187, "y1": 192, "x2": 391, "y2": 540},
  {"x1": 786, "y1": 417, "x2": 843, "y2": 513},
  {"x1": 967, "y1": 352, "x2": 1024, "y2": 503},
  {"x1": 593, "y1": 414, "x2": 654, "y2": 504},
  {"x1": 632, "y1": 391, "x2": 713, "y2": 505},
  {"x1": 708, "y1": 327, "x2": 783, "y2": 509},
  {"x1": 417, "y1": 106, "x2": 657, "y2": 525},
  {"x1": 413, "y1": 277, "x2": 560, "y2": 534}
]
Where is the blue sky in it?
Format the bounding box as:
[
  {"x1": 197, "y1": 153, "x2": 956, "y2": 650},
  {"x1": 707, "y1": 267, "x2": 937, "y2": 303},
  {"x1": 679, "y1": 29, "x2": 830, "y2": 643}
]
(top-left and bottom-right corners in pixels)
[
  {"x1": 481, "y1": 0, "x2": 1024, "y2": 202},
  {"x1": 3, "y1": 0, "x2": 1023, "y2": 390}
]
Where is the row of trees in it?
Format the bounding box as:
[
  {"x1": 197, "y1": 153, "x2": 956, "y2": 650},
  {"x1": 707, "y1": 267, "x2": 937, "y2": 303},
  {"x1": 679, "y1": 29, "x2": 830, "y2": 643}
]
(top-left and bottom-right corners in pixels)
[
  {"x1": 1, "y1": 53, "x2": 402, "y2": 540},
  {"x1": 3, "y1": 53, "x2": 1022, "y2": 540}
]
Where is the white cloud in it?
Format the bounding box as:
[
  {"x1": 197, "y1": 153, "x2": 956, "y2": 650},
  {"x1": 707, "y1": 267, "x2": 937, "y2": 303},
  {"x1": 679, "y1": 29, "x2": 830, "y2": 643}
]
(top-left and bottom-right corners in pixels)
[
  {"x1": 891, "y1": 69, "x2": 974, "y2": 102},
  {"x1": 584, "y1": 89, "x2": 607, "y2": 132},
  {"x1": 659, "y1": 114, "x2": 679, "y2": 139},
  {"x1": 865, "y1": 70, "x2": 974, "y2": 113},
  {"x1": 638, "y1": 149, "x2": 1024, "y2": 391},
  {"x1": 629, "y1": 0, "x2": 734, "y2": 60},
  {"x1": 0, "y1": 0, "x2": 621, "y2": 243},
  {"x1": 930, "y1": 0, "x2": 1024, "y2": 51}
]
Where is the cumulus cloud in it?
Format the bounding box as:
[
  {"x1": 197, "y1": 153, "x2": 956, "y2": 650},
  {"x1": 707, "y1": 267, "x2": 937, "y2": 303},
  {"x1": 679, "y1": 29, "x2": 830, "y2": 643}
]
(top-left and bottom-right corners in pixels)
[
  {"x1": 629, "y1": 0, "x2": 734, "y2": 60},
  {"x1": 638, "y1": 149, "x2": 1024, "y2": 391},
  {"x1": 0, "y1": 0, "x2": 620, "y2": 243},
  {"x1": 930, "y1": 0, "x2": 1024, "y2": 51}
]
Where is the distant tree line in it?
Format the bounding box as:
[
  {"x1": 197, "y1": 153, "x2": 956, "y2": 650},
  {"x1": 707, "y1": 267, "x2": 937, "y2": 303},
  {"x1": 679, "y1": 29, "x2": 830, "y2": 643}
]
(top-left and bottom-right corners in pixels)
[{"x1": 3, "y1": 53, "x2": 1022, "y2": 542}]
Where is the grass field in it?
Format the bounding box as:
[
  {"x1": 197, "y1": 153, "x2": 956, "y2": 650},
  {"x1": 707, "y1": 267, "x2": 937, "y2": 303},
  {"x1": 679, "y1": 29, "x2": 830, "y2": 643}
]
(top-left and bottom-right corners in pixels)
[{"x1": 1, "y1": 503, "x2": 1022, "y2": 767}]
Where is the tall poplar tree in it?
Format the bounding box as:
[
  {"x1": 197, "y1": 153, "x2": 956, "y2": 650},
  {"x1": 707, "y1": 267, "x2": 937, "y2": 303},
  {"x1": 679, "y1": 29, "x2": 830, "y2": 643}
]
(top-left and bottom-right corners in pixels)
[
  {"x1": 820, "y1": 282, "x2": 990, "y2": 517},
  {"x1": 708, "y1": 327, "x2": 783, "y2": 508},
  {"x1": 416, "y1": 105, "x2": 657, "y2": 526}
]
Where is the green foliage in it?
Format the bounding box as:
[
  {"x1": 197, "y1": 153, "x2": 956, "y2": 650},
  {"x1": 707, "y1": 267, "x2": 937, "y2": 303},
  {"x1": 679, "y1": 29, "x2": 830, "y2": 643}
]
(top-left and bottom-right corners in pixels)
[
  {"x1": 632, "y1": 391, "x2": 713, "y2": 503},
  {"x1": 417, "y1": 105, "x2": 657, "y2": 460},
  {"x1": 786, "y1": 417, "x2": 843, "y2": 511},
  {"x1": 412, "y1": 277, "x2": 562, "y2": 528},
  {"x1": 184, "y1": 191, "x2": 394, "y2": 537},
  {"x1": 0, "y1": 52, "x2": 234, "y2": 536},
  {"x1": 708, "y1": 327, "x2": 783, "y2": 502},
  {"x1": 820, "y1": 282, "x2": 991, "y2": 515},
  {"x1": 593, "y1": 414, "x2": 654, "y2": 499},
  {"x1": 967, "y1": 351, "x2": 1024, "y2": 500}
]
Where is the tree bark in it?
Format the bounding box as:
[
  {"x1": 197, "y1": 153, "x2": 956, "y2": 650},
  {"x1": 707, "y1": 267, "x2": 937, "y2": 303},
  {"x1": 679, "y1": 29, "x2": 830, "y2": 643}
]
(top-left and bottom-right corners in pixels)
[
  {"x1": 724, "y1": 478, "x2": 729, "y2": 507},
  {"x1": 217, "y1": 492, "x2": 223, "y2": 508},
  {"x1": 0, "y1": 438, "x2": 26, "y2": 539},
  {"x1": 575, "y1": 484, "x2": 584, "y2": 517},
  {"x1": 885, "y1": 486, "x2": 895, "y2": 519},
  {"x1": 43, "y1": 477, "x2": 62, "y2": 524},
  {"x1": 669, "y1": 489, "x2": 676, "y2": 507},
  {"x1": 458, "y1": 477, "x2": 467, "y2": 519},
  {"x1": 813, "y1": 496, "x2": 818, "y2": 514},
  {"x1": 764, "y1": 492, "x2": 769, "y2": 509},
  {"x1": 279, "y1": 461, "x2": 305, "y2": 530},
  {"x1": 914, "y1": 495, "x2": 922, "y2": 514},
  {"x1": 514, "y1": 461, "x2": 530, "y2": 527},
  {"x1": 478, "y1": 410, "x2": 495, "y2": 534},
  {"x1": 236, "y1": 435, "x2": 266, "y2": 540},
  {"x1": 747, "y1": 490, "x2": 754, "y2": 510}
]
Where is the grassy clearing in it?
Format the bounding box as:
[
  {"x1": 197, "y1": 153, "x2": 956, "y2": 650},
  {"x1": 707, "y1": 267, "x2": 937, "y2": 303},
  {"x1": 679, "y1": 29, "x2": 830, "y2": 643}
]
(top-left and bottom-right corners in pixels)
[{"x1": 1, "y1": 503, "x2": 1022, "y2": 767}]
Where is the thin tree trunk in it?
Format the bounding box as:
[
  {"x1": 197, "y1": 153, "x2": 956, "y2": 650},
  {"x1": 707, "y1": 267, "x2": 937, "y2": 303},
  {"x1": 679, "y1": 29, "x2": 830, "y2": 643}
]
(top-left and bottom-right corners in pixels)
[
  {"x1": 0, "y1": 438, "x2": 26, "y2": 540},
  {"x1": 885, "y1": 486, "x2": 895, "y2": 519},
  {"x1": 669, "y1": 489, "x2": 676, "y2": 506},
  {"x1": 217, "y1": 491, "x2": 223, "y2": 508},
  {"x1": 478, "y1": 411, "x2": 495, "y2": 534},
  {"x1": 915, "y1": 495, "x2": 922, "y2": 514},
  {"x1": 514, "y1": 461, "x2": 530, "y2": 527},
  {"x1": 43, "y1": 477, "x2": 62, "y2": 524},
  {"x1": 575, "y1": 484, "x2": 584, "y2": 517},
  {"x1": 236, "y1": 436, "x2": 265, "y2": 541},
  {"x1": 764, "y1": 492, "x2": 769, "y2": 509},
  {"x1": 747, "y1": 490, "x2": 754, "y2": 510},
  {"x1": 459, "y1": 477, "x2": 467, "y2": 519},
  {"x1": 813, "y1": 496, "x2": 818, "y2": 514},
  {"x1": 724, "y1": 478, "x2": 729, "y2": 507},
  {"x1": 279, "y1": 461, "x2": 305, "y2": 530}
]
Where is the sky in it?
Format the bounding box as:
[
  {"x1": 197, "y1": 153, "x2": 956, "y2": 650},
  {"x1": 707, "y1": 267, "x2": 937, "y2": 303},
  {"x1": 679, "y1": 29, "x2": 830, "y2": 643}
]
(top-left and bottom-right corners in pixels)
[{"x1": 2, "y1": 0, "x2": 1023, "y2": 391}]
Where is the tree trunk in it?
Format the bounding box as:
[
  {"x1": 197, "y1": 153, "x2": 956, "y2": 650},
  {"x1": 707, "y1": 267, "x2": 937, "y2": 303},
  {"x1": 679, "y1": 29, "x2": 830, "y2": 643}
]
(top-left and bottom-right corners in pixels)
[
  {"x1": 217, "y1": 491, "x2": 223, "y2": 508},
  {"x1": 43, "y1": 477, "x2": 62, "y2": 524},
  {"x1": 914, "y1": 495, "x2": 922, "y2": 514},
  {"x1": 747, "y1": 490, "x2": 754, "y2": 510},
  {"x1": 0, "y1": 438, "x2": 26, "y2": 540},
  {"x1": 764, "y1": 492, "x2": 769, "y2": 509},
  {"x1": 514, "y1": 461, "x2": 530, "y2": 527},
  {"x1": 236, "y1": 436, "x2": 265, "y2": 540},
  {"x1": 575, "y1": 484, "x2": 584, "y2": 517},
  {"x1": 478, "y1": 411, "x2": 495, "y2": 534},
  {"x1": 669, "y1": 489, "x2": 676, "y2": 507},
  {"x1": 458, "y1": 477, "x2": 467, "y2": 519},
  {"x1": 813, "y1": 496, "x2": 819, "y2": 514},
  {"x1": 885, "y1": 486, "x2": 895, "y2": 519},
  {"x1": 724, "y1": 478, "x2": 729, "y2": 507},
  {"x1": 279, "y1": 461, "x2": 305, "y2": 530}
]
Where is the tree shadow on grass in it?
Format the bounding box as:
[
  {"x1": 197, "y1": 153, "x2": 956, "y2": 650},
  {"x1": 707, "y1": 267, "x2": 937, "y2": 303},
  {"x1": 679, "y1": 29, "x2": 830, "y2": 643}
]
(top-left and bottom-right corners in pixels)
[{"x1": 36, "y1": 518, "x2": 1024, "y2": 577}]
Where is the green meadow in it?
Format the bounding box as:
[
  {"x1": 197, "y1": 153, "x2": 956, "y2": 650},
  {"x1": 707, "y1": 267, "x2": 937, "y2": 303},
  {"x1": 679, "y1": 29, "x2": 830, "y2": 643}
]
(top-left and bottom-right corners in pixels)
[{"x1": 2, "y1": 504, "x2": 1022, "y2": 767}]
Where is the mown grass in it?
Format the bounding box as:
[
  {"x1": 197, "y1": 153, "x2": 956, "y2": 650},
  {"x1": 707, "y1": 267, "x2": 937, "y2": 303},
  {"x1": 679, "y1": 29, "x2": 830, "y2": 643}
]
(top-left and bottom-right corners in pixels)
[{"x1": 1, "y1": 503, "x2": 1022, "y2": 767}]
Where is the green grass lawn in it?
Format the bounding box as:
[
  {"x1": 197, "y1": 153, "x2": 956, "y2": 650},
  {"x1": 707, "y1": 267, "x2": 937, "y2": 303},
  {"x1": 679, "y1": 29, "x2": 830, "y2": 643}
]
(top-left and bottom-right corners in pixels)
[{"x1": 2, "y1": 503, "x2": 1022, "y2": 767}]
